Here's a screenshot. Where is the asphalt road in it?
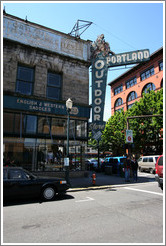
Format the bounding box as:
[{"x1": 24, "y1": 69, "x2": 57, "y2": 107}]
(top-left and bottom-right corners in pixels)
[{"x1": 3, "y1": 180, "x2": 163, "y2": 244}]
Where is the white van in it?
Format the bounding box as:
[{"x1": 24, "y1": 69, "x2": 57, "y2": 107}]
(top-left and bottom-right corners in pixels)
[{"x1": 138, "y1": 155, "x2": 159, "y2": 174}]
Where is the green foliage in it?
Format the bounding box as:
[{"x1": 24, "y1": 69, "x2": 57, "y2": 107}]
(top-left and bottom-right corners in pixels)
[
  {"x1": 101, "y1": 110, "x2": 127, "y2": 156},
  {"x1": 100, "y1": 89, "x2": 163, "y2": 155}
]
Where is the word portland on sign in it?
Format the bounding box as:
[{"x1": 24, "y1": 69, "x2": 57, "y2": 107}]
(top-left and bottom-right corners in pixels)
[{"x1": 106, "y1": 49, "x2": 150, "y2": 67}]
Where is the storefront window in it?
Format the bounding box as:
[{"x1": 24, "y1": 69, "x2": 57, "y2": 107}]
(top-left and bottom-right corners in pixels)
[
  {"x1": 51, "y1": 118, "x2": 66, "y2": 136},
  {"x1": 38, "y1": 117, "x2": 51, "y2": 134},
  {"x1": 76, "y1": 121, "x2": 87, "y2": 138},
  {"x1": 3, "y1": 112, "x2": 14, "y2": 133},
  {"x1": 69, "y1": 120, "x2": 75, "y2": 137},
  {"x1": 3, "y1": 137, "x2": 86, "y2": 172},
  {"x1": 25, "y1": 115, "x2": 37, "y2": 134},
  {"x1": 14, "y1": 113, "x2": 25, "y2": 134}
]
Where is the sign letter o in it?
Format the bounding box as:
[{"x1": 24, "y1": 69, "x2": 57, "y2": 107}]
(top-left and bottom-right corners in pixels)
[
  {"x1": 95, "y1": 60, "x2": 105, "y2": 69},
  {"x1": 94, "y1": 106, "x2": 101, "y2": 113},
  {"x1": 94, "y1": 98, "x2": 102, "y2": 105}
]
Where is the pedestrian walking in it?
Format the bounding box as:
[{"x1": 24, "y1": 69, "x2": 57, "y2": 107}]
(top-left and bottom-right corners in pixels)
[
  {"x1": 124, "y1": 155, "x2": 131, "y2": 182},
  {"x1": 131, "y1": 155, "x2": 138, "y2": 182}
]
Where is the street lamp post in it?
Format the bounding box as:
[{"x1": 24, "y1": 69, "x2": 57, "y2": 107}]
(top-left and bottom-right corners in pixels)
[{"x1": 65, "y1": 98, "x2": 73, "y2": 185}]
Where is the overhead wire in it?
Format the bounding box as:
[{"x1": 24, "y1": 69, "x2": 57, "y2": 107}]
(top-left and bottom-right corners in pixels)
[{"x1": 93, "y1": 22, "x2": 137, "y2": 50}]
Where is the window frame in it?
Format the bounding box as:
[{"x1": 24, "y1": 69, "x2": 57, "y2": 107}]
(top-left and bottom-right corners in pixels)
[
  {"x1": 142, "y1": 83, "x2": 156, "y2": 94},
  {"x1": 4, "y1": 112, "x2": 88, "y2": 140},
  {"x1": 126, "y1": 77, "x2": 137, "y2": 89},
  {"x1": 16, "y1": 64, "x2": 34, "y2": 96},
  {"x1": 159, "y1": 60, "x2": 163, "y2": 71},
  {"x1": 114, "y1": 84, "x2": 123, "y2": 95},
  {"x1": 47, "y1": 71, "x2": 62, "y2": 100},
  {"x1": 115, "y1": 98, "x2": 123, "y2": 107},
  {"x1": 127, "y1": 91, "x2": 137, "y2": 102},
  {"x1": 140, "y1": 66, "x2": 154, "y2": 81}
]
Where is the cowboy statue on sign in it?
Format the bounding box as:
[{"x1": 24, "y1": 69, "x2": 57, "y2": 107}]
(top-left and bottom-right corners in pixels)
[{"x1": 90, "y1": 34, "x2": 115, "y2": 59}]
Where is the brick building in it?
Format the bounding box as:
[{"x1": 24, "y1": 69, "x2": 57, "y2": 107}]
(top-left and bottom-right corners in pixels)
[
  {"x1": 3, "y1": 13, "x2": 92, "y2": 176},
  {"x1": 109, "y1": 47, "x2": 163, "y2": 115}
]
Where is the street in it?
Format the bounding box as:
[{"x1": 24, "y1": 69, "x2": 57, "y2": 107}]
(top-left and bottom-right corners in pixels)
[{"x1": 3, "y1": 176, "x2": 164, "y2": 244}]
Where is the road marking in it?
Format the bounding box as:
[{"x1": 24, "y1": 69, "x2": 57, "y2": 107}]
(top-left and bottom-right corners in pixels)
[
  {"x1": 76, "y1": 197, "x2": 94, "y2": 202},
  {"x1": 124, "y1": 187, "x2": 163, "y2": 196}
]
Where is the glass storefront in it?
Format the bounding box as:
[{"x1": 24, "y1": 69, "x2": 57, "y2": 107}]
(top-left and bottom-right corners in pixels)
[
  {"x1": 3, "y1": 111, "x2": 88, "y2": 172},
  {"x1": 3, "y1": 137, "x2": 87, "y2": 172}
]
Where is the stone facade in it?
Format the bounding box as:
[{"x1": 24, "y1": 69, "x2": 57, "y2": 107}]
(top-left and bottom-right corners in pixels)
[
  {"x1": 3, "y1": 13, "x2": 92, "y2": 175},
  {"x1": 3, "y1": 39, "x2": 90, "y2": 105}
]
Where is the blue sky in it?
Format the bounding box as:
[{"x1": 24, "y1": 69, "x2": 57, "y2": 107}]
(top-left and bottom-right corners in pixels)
[{"x1": 2, "y1": 1, "x2": 164, "y2": 121}]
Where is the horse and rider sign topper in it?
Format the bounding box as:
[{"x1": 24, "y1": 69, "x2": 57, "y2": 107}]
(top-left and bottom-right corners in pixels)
[{"x1": 90, "y1": 34, "x2": 150, "y2": 138}]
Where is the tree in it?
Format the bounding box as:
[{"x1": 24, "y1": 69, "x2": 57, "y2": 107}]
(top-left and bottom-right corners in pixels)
[
  {"x1": 126, "y1": 89, "x2": 163, "y2": 155},
  {"x1": 101, "y1": 110, "x2": 127, "y2": 156},
  {"x1": 100, "y1": 89, "x2": 163, "y2": 156}
]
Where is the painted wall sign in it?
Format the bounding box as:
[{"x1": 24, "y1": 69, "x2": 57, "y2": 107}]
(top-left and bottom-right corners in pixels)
[
  {"x1": 4, "y1": 95, "x2": 90, "y2": 118},
  {"x1": 3, "y1": 16, "x2": 90, "y2": 61}
]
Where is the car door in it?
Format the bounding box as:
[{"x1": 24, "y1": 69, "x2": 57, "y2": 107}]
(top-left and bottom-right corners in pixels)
[
  {"x1": 156, "y1": 156, "x2": 163, "y2": 178},
  {"x1": 142, "y1": 157, "x2": 148, "y2": 170},
  {"x1": 148, "y1": 156, "x2": 155, "y2": 169},
  {"x1": 4, "y1": 168, "x2": 24, "y2": 199},
  {"x1": 5, "y1": 169, "x2": 39, "y2": 199}
]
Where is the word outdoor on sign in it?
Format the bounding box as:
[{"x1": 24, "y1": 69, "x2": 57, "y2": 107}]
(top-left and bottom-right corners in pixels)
[
  {"x1": 90, "y1": 34, "x2": 150, "y2": 136},
  {"x1": 91, "y1": 55, "x2": 108, "y2": 126}
]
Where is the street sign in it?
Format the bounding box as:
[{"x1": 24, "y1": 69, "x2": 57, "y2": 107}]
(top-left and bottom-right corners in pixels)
[
  {"x1": 64, "y1": 157, "x2": 69, "y2": 166},
  {"x1": 126, "y1": 130, "x2": 133, "y2": 143},
  {"x1": 106, "y1": 49, "x2": 150, "y2": 67},
  {"x1": 93, "y1": 130, "x2": 102, "y2": 140}
]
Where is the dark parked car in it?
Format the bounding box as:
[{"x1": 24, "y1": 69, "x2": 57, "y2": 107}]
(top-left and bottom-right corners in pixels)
[
  {"x1": 3, "y1": 167, "x2": 69, "y2": 201},
  {"x1": 155, "y1": 155, "x2": 163, "y2": 190}
]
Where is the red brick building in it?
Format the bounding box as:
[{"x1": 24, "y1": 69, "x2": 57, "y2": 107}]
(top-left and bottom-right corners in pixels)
[{"x1": 109, "y1": 47, "x2": 163, "y2": 115}]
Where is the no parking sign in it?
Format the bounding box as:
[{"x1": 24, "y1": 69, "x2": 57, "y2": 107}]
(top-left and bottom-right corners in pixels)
[{"x1": 126, "y1": 130, "x2": 133, "y2": 143}]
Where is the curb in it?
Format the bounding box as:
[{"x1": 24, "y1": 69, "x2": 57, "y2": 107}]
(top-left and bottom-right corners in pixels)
[{"x1": 68, "y1": 181, "x2": 156, "y2": 192}]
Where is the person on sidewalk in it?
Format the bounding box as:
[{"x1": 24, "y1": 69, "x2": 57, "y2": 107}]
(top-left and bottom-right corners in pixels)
[
  {"x1": 124, "y1": 155, "x2": 131, "y2": 182},
  {"x1": 131, "y1": 155, "x2": 138, "y2": 182}
]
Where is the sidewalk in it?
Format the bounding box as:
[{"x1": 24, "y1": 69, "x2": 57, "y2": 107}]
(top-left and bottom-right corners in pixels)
[{"x1": 68, "y1": 171, "x2": 156, "y2": 192}]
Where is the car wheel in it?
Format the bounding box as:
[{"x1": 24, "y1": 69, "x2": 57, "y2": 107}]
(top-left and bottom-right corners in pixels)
[{"x1": 42, "y1": 186, "x2": 56, "y2": 201}]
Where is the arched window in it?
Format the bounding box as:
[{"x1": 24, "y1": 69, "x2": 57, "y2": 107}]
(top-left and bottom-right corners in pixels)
[
  {"x1": 142, "y1": 83, "x2": 156, "y2": 94},
  {"x1": 115, "y1": 98, "x2": 123, "y2": 107},
  {"x1": 127, "y1": 91, "x2": 137, "y2": 110},
  {"x1": 127, "y1": 91, "x2": 137, "y2": 102}
]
